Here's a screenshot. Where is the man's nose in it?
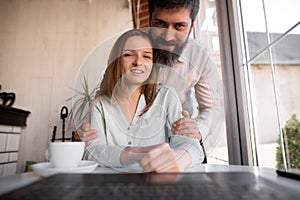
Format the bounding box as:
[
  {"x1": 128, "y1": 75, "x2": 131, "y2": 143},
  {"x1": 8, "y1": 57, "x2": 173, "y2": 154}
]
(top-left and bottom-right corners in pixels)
[{"x1": 161, "y1": 27, "x2": 176, "y2": 41}]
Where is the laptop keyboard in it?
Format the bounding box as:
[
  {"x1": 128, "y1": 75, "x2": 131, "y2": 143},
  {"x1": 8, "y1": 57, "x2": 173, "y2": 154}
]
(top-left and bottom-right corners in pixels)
[
  {"x1": 2, "y1": 180, "x2": 296, "y2": 199},
  {"x1": 1, "y1": 172, "x2": 299, "y2": 200}
]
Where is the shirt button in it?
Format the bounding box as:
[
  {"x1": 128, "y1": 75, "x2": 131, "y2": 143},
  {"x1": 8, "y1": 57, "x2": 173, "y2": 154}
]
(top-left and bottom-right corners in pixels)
[
  {"x1": 127, "y1": 127, "x2": 130, "y2": 130},
  {"x1": 128, "y1": 141, "x2": 132, "y2": 145}
]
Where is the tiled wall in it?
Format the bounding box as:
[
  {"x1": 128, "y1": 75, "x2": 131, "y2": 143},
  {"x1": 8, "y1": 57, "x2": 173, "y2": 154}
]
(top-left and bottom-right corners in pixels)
[{"x1": 0, "y1": 125, "x2": 22, "y2": 176}]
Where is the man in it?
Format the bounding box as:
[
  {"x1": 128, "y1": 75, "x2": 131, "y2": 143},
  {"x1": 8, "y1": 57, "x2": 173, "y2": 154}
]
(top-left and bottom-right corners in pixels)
[
  {"x1": 80, "y1": 0, "x2": 223, "y2": 162},
  {"x1": 148, "y1": 0, "x2": 223, "y2": 157}
]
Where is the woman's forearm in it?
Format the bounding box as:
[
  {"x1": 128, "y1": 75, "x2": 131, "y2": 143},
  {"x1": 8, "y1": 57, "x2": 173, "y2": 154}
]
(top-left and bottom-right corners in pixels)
[
  {"x1": 85, "y1": 144, "x2": 126, "y2": 167},
  {"x1": 120, "y1": 146, "x2": 142, "y2": 165},
  {"x1": 120, "y1": 144, "x2": 170, "y2": 165}
]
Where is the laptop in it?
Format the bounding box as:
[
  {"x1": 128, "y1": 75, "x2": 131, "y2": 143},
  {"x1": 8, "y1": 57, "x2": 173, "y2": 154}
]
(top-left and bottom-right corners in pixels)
[
  {"x1": 276, "y1": 168, "x2": 300, "y2": 180},
  {"x1": 1, "y1": 172, "x2": 300, "y2": 200}
]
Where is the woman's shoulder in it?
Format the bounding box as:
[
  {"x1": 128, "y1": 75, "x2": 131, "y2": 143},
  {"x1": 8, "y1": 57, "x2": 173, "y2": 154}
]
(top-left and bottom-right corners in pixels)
[
  {"x1": 156, "y1": 84, "x2": 180, "y2": 99},
  {"x1": 93, "y1": 95, "x2": 112, "y2": 106},
  {"x1": 157, "y1": 84, "x2": 175, "y2": 93},
  {"x1": 94, "y1": 95, "x2": 107, "y2": 101},
  {"x1": 154, "y1": 85, "x2": 182, "y2": 111}
]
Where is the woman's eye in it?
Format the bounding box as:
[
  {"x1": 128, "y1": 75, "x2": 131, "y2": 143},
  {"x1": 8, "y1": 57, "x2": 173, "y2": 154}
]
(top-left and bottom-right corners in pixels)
[
  {"x1": 144, "y1": 55, "x2": 152, "y2": 59},
  {"x1": 123, "y1": 53, "x2": 132, "y2": 57}
]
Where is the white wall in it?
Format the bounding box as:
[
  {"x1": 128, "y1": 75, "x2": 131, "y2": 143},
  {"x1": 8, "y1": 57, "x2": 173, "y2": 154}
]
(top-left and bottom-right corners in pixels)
[
  {"x1": 0, "y1": 0, "x2": 133, "y2": 173},
  {"x1": 251, "y1": 65, "x2": 300, "y2": 143}
]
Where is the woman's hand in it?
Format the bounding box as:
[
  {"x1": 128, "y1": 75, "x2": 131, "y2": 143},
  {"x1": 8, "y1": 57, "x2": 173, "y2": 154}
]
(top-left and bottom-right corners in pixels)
[
  {"x1": 139, "y1": 143, "x2": 192, "y2": 173},
  {"x1": 76, "y1": 123, "x2": 98, "y2": 146},
  {"x1": 120, "y1": 144, "x2": 162, "y2": 165}
]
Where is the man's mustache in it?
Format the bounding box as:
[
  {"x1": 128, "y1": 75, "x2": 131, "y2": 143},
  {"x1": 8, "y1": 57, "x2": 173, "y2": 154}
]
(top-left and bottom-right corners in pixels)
[{"x1": 154, "y1": 38, "x2": 178, "y2": 47}]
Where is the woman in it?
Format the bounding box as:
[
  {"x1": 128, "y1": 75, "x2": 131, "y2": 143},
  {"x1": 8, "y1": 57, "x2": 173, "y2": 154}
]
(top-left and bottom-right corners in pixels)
[{"x1": 85, "y1": 29, "x2": 204, "y2": 172}]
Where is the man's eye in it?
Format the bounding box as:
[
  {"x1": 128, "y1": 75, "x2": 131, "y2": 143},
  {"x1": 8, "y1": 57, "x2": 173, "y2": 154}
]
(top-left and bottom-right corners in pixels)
[
  {"x1": 154, "y1": 21, "x2": 166, "y2": 27},
  {"x1": 175, "y1": 24, "x2": 186, "y2": 31},
  {"x1": 144, "y1": 55, "x2": 152, "y2": 59}
]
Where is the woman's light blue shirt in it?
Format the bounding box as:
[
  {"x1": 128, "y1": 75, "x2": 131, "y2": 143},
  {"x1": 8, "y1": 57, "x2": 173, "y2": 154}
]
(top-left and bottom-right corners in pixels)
[{"x1": 86, "y1": 85, "x2": 203, "y2": 167}]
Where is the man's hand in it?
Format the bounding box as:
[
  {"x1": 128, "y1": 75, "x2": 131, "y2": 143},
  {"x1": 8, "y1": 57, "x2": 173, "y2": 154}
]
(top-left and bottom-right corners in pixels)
[
  {"x1": 172, "y1": 110, "x2": 202, "y2": 141},
  {"x1": 76, "y1": 123, "x2": 98, "y2": 146}
]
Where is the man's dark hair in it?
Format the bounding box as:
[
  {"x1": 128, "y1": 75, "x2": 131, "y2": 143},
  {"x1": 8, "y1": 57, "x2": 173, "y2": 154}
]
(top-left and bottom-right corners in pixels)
[{"x1": 148, "y1": 0, "x2": 199, "y2": 23}]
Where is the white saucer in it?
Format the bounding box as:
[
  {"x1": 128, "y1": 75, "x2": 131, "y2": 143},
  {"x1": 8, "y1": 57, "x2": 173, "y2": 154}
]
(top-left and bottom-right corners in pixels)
[{"x1": 32, "y1": 160, "x2": 98, "y2": 177}]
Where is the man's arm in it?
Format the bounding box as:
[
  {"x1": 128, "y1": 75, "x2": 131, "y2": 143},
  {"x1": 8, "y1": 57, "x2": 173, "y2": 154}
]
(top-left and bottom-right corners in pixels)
[
  {"x1": 193, "y1": 57, "x2": 224, "y2": 152},
  {"x1": 173, "y1": 44, "x2": 224, "y2": 150}
]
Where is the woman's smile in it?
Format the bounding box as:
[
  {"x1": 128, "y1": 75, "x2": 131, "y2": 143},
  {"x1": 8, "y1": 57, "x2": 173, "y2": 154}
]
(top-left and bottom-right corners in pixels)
[{"x1": 130, "y1": 68, "x2": 145, "y2": 74}]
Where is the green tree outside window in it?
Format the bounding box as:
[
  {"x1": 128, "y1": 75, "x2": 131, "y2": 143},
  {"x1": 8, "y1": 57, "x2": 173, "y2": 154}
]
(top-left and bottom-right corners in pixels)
[{"x1": 276, "y1": 114, "x2": 300, "y2": 169}]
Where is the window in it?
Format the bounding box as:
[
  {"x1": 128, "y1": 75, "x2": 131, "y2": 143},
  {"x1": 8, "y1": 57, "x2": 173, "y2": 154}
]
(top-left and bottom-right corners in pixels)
[
  {"x1": 131, "y1": 0, "x2": 300, "y2": 167},
  {"x1": 216, "y1": 0, "x2": 300, "y2": 167},
  {"x1": 237, "y1": 0, "x2": 300, "y2": 168},
  {"x1": 194, "y1": 0, "x2": 229, "y2": 164}
]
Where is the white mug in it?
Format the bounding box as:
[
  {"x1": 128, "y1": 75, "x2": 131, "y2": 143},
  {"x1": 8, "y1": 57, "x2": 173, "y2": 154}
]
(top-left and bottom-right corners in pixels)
[{"x1": 46, "y1": 141, "x2": 85, "y2": 169}]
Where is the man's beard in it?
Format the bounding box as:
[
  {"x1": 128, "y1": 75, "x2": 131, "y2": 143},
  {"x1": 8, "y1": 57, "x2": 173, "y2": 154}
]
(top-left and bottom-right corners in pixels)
[
  {"x1": 151, "y1": 36, "x2": 188, "y2": 67},
  {"x1": 153, "y1": 48, "x2": 179, "y2": 67}
]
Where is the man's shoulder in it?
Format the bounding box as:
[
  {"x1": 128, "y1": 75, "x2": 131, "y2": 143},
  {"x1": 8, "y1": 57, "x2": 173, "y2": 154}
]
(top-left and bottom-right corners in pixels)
[
  {"x1": 185, "y1": 38, "x2": 210, "y2": 54},
  {"x1": 179, "y1": 39, "x2": 212, "y2": 64}
]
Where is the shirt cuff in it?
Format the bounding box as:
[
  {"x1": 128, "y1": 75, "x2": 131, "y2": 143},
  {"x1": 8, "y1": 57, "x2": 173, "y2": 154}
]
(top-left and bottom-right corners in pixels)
[
  {"x1": 170, "y1": 135, "x2": 204, "y2": 166},
  {"x1": 198, "y1": 122, "x2": 209, "y2": 140},
  {"x1": 85, "y1": 145, "x2": 126, "y2": 167}
]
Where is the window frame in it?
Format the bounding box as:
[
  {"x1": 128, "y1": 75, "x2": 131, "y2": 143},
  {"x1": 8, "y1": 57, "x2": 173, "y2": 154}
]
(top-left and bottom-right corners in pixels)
[{"x1": 215, "y1": 0, "x2": 254, "y2": 165}]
